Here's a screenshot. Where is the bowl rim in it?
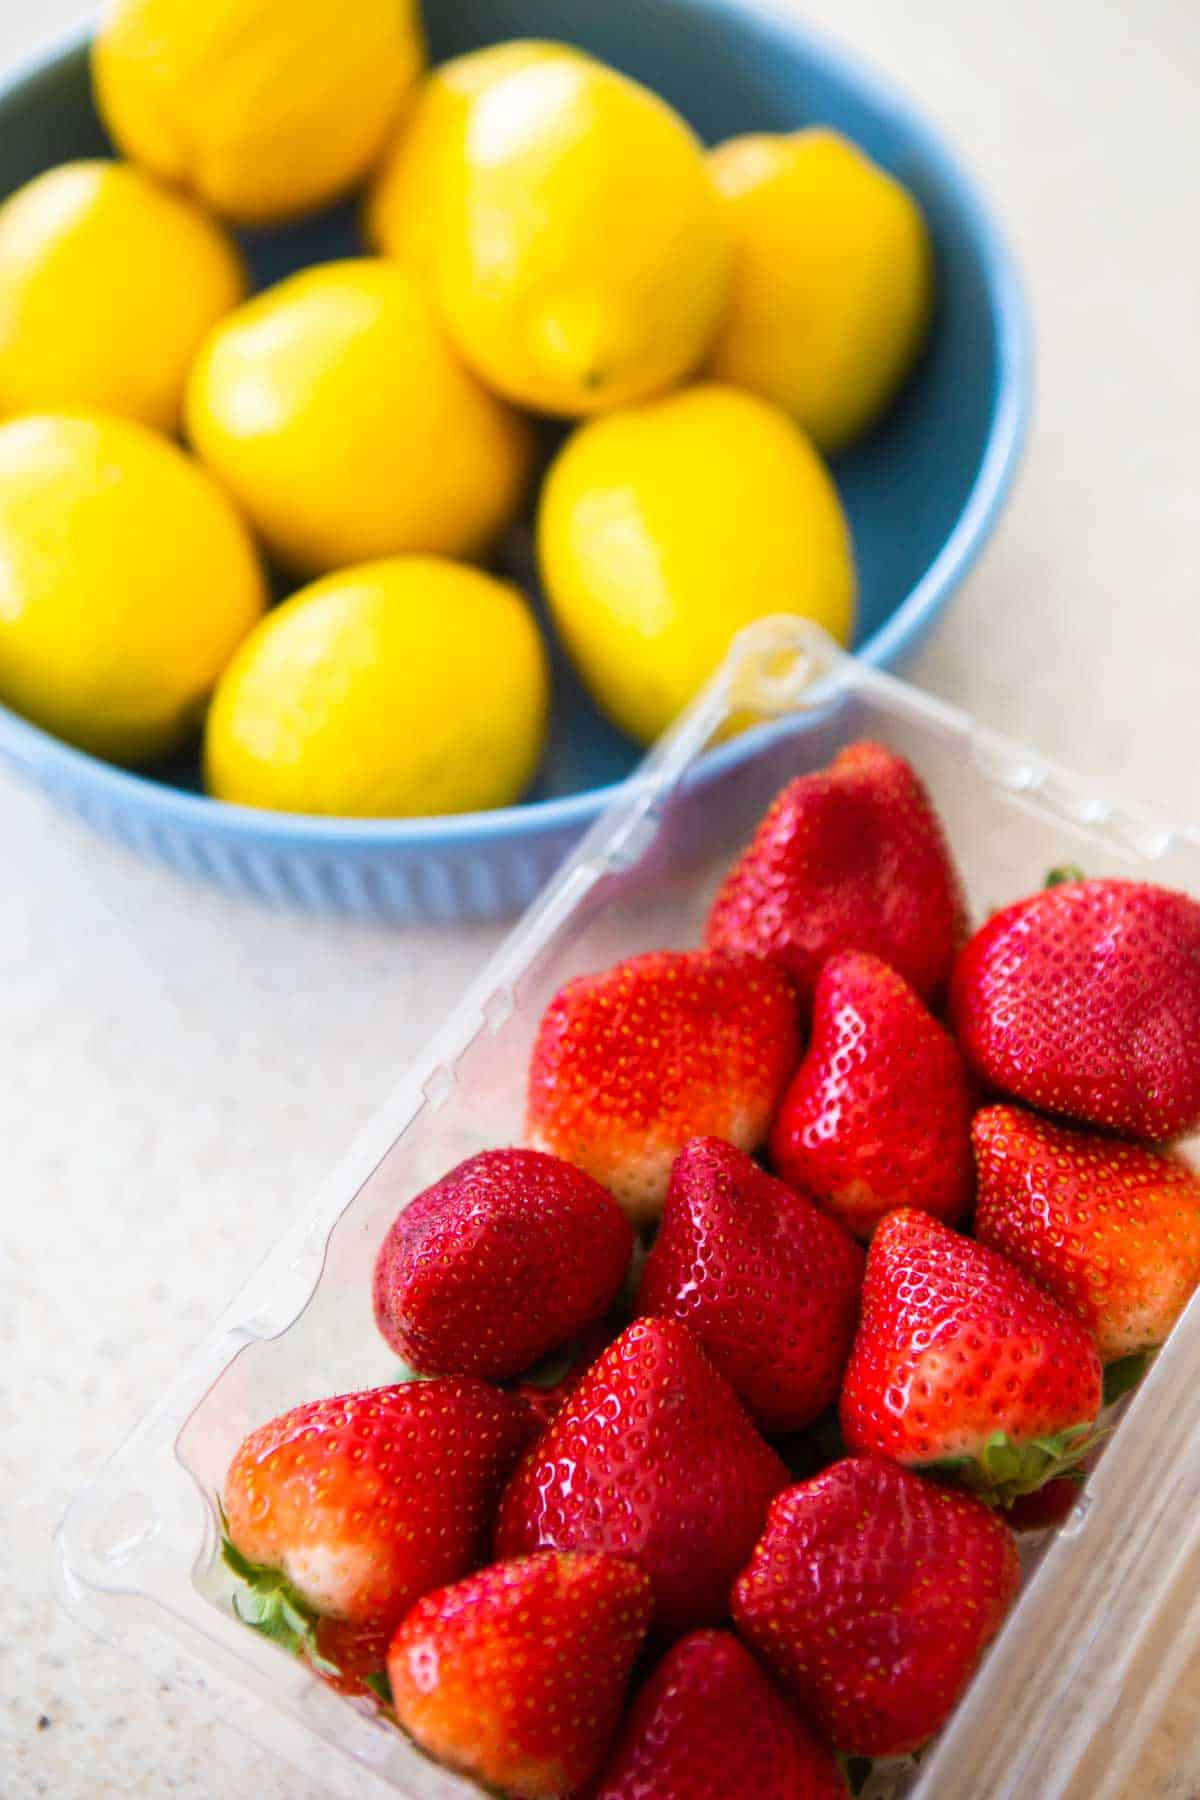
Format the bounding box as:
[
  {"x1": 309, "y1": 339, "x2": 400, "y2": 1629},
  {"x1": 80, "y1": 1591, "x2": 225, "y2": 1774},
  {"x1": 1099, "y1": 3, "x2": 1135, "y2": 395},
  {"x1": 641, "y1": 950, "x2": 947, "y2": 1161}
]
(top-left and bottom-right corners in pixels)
[{"x1": 0, "y1": 3, "x2": 1032, "y2": 854}]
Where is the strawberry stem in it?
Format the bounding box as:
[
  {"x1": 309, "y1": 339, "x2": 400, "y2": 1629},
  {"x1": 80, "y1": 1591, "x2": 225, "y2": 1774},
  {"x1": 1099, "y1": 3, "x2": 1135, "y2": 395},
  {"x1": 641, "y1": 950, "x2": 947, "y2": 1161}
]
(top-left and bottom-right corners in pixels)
[
  {"x1": 1044, "y1": 864, "x2": 1086, "y2": 888},
  {"x1": 923, "y1": 1423, "x2": 1102, "y2": 1506},
  {"x1": 220, "y1": 1530, "x2": 339, "y2": 1676}
]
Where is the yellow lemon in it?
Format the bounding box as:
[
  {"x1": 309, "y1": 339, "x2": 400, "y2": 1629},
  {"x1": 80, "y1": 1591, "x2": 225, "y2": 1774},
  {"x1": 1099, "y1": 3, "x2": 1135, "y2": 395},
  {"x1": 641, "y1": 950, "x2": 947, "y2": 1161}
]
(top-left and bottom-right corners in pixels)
[
  {"x1": 365, "y1": 41, "x2": 569, "y2": 278},
  {"x1": 0, "y1": 160, "x2": 246, "y2": 434},
  {"x1": 92, "y1": 0, "x2": 424, "y2": 226},
  {"x1": 431, "y1": 49, "x2": 727, "y2": 416},
  {"x1": 538, "y1": 383, "x2": 855, "y2": 743},
  {"x1": 708, "y1": 128, "x2": 933, "y2": 453},
  {"x1": 205, "y1": 557, "x2": 549, "y2": 817},
  {"x1": 185, "y1": 259, "x2": 534, "y2": 577},
  {"x1": 0, "y1": 413, "x2": 266, "y2": 764}
]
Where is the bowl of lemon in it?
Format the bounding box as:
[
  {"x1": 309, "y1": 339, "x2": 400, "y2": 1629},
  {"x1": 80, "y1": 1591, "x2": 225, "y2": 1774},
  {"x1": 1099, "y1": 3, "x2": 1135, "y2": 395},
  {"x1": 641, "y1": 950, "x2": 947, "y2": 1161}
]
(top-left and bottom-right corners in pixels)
[{"x1": 0, "y1": 0, "x2": 1028, "y2": 921}]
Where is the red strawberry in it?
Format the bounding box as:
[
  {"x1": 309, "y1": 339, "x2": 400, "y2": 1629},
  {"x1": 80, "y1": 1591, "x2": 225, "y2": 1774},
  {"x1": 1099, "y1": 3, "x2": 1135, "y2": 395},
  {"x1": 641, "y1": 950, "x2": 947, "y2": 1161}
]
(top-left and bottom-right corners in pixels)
[
  {"x1": 308, "y1": 1617, "x2": 392, "y2": 1699},
  {"x1": 769, "y1": 951, "x2": 975, "y2": 1238},
  {"x1": 705, "y1": 741, "x2": 966, "y2": 1009},
  {"x1": 636, "y1": 1137, "x2": 863, "y2": 1432},
  {"x1": 526, "y1": 948, "x2": 799, "y2": 1225},
  {"x1": 513, "y1": 1322, "x2": 616, "y2": 1432},
  {"x1": 973, "y1": 1104, "x2": 1200, "y2": 1361},
  {"x1": 1004, "y1": 1474, "x2": 1082, "y2": 1534},
  {"x1": 373, "y1": 1148, "x2": 632, "y2": 1382},
  {"x1": 732, "y1": 1456, "x2": 1020, "y2": 1756},
  {"x1": 387, "y1": 1551, "x2": 651, "y2": 1799},
  {"x1": 590, "y1": 1628, "x2": 845, "y2": 1800},
  {"x1": 495, "y1": 1317, "x2": 788, "y2": 1637},
  {"x1": 221, "y1": 1381, "x2": 534, "y2": 1670},
  {"x1": 839, "y1": 1209, "x2": 1103, "y2": 1501},
  {"x1": 951, "y1": 877, "x2": 1200, "y2": 1140}
]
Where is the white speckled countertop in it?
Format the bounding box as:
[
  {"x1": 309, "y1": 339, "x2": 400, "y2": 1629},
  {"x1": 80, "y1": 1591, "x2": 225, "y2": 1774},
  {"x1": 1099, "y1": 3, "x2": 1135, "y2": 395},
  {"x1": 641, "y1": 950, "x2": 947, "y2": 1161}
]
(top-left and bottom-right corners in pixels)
[{"x1": 3, "y1": 2, "x2": 1199, "y2": 1795}]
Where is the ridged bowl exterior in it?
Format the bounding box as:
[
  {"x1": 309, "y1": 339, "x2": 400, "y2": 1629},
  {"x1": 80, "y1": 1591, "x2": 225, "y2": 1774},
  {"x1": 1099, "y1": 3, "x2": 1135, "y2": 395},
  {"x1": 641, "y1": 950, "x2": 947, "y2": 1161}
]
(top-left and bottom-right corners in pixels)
[{"x1": 0, "y1": 4, "x2": 1030, "y2": 922}]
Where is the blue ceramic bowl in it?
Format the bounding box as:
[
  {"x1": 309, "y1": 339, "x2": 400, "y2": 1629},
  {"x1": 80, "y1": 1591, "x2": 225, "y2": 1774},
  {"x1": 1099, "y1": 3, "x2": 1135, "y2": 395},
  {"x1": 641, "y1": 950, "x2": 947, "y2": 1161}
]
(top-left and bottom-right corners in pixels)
[{"x1": 0, "y1": 1, "x2": 1029, "y2": 922}]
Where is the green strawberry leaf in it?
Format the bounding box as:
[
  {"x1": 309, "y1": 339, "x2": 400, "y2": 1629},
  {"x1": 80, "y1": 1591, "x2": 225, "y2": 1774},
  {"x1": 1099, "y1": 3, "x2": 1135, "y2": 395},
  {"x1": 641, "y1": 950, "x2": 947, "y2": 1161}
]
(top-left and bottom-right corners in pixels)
[
  {"x1": 923, "y1": 1423, "x2": 1104, "y2": 1506},
  {"x1": 1103, "y1": 1351, "x2": 1153, "y2": 1406},
  {"x1": 393, "y1": 1357, "x2": 438, "y2": 1384},
  {"x1": 364, "y1": 1669, "x2": 394, "y2": 1706},
  {"x1": 220, "y1": 1529, "x2": 339, "y2": 1676},
  {"x1": 219, "y1": 1534, "x2": 263, "y2": 1585},
  {"x1": 1045, "y1": 863, "x2": 1087, "y2": 888},
  {"x1": 923, "y1": 1452, "x2": 973, "y2": 1474}
]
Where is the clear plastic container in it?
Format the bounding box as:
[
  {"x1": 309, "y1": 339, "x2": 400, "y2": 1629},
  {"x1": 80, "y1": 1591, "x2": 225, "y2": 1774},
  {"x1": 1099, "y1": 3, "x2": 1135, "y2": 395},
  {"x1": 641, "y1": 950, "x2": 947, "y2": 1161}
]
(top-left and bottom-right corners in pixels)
[{"x1": 56, "y1": 619, "x2": 1200, "y2": 1800}]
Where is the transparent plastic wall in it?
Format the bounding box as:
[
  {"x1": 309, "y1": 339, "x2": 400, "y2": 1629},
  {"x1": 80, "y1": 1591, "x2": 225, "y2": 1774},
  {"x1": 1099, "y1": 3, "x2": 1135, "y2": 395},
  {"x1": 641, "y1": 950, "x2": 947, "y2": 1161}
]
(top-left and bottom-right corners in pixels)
[{"x1": 58, "y1": 621, "x2": 1200, "y2": 1800}]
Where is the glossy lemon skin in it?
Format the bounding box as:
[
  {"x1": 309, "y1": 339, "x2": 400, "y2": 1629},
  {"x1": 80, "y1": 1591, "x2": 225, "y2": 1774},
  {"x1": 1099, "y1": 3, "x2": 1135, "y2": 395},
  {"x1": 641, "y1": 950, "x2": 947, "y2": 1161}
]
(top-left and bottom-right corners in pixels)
[
  {"x1": 364, "y1": 41, "x2": 568, "y2": 279},
  {"x1": 432, "y1": 51, "x2": 728, "y2": 417},
  {"x1": 0, "y1": 412, "x2": 266, "y2": 764},
  {"x1": 92, "y1": 0, "x2": 425, "y2": 226},
  {"x1": 708, "y1": 129, "x2": 933, "y2": 453},
  {"x1": 0, "y1": 160, "x2": 246, "y2": 433},
  {"x1": 205, "y1": 557, "x2": 550, "y2": 818},
  {"x1": 538, "y1": 383, "x2": 855, "y2": 743},
  {"x1": 185, "y1": 260, "x2": 534, "y2": 578}
]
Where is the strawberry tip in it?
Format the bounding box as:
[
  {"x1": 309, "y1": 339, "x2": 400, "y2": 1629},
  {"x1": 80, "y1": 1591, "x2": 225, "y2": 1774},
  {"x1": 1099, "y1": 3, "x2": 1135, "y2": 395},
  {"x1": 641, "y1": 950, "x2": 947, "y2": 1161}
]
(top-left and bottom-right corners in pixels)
[{"x1": 922, "y1": 1423, "x2": 1103, "y2": 1506}]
